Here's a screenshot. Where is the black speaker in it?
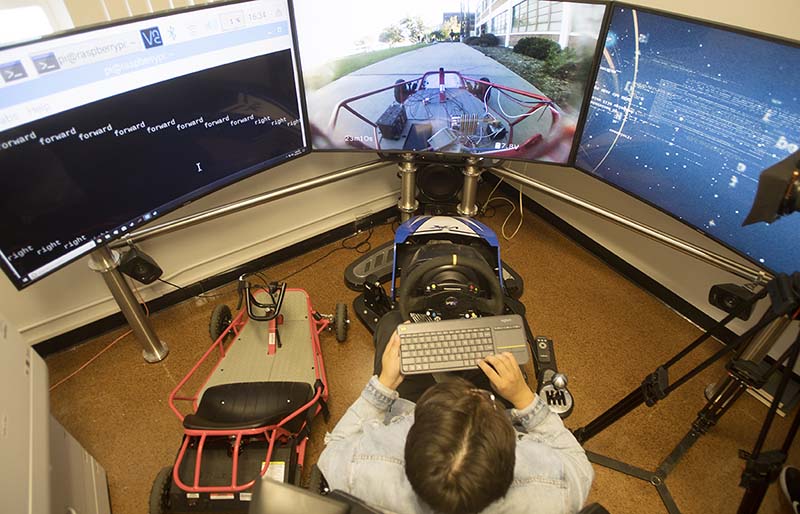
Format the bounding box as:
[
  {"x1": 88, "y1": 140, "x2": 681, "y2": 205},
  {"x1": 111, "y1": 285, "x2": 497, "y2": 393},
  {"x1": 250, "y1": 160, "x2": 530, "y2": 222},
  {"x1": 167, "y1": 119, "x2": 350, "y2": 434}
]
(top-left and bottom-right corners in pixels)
[
  {"x1": 416, "y1": 164, "x2": 462, "y2": 214},
  {"x1": 708, "y1": 283, "x2": 755, "y2": 321},
  {"x1": 118, "y1": 247, "x2": 163, "y2": 284}
]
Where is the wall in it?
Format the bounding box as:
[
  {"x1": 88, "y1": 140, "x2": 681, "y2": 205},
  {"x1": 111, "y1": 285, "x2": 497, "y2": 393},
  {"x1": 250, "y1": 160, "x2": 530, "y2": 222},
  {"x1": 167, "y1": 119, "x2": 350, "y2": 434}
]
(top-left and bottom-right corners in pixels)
[
  {"x1": 63, "y1": 0, "x2": 213, "y2": 27},
  {"x1": 4, "y1": 0, "x2": 798, "y2": 364},
  {"x1": 1, "y1": 153, "x2": 398, "y2": 344},
  {"x1": 510, "y1": 0, "x2": 800, "y2": 372}
]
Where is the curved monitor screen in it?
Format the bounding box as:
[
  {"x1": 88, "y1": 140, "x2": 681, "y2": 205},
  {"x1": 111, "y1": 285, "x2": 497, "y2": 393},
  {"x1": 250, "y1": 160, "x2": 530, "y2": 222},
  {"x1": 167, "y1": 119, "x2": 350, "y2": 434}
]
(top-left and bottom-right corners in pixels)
[
  {"x1": 295, "y1": 0, "x2": 607, "y2": 163},
  {"x1": 575, "y1": 5, "x2": 800, "y2": 274},
  {"x1": 0, "y1": 0, "x2": 309, "y2": 290}
]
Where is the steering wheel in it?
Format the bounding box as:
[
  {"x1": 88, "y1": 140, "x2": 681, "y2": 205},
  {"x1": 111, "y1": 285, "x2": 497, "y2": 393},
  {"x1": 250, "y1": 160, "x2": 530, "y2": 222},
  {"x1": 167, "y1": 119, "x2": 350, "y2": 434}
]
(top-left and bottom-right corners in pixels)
[{"x1": 397, "y1": 253, "x2": 504, "y2": 321}]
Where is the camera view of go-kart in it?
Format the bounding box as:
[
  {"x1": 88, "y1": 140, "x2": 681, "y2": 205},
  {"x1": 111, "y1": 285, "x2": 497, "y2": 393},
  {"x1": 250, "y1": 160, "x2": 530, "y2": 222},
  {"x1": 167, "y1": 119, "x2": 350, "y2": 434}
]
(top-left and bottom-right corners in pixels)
[
  {"x1": 296, "y1": 1, "x2": 605, "y2": 162},
  {"x1": 327, "y1": 68, "x2": 559, "y2": 159}
]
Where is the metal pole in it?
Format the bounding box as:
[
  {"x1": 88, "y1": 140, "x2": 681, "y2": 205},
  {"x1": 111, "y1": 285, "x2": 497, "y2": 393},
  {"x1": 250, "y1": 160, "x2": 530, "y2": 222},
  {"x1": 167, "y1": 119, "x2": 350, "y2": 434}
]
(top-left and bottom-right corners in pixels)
[
  {"x1": 458, "y1": 157, "x2": 482, "y2": 217},
  {"x1": 112, "y1": 159, "x2": 392, "y2": 247},
  {"x1": 397, "y1": 153, "x2": 419, "y2": 222},
  {"x1": 88, "y1": 246, "x2": 169, "y2": 363},
  {"x1": 98, "y1": 158, "x2": 390, "y2": 362},
  {"x1": 491, "y1": 165, "x2": 770, "y2": 284}
]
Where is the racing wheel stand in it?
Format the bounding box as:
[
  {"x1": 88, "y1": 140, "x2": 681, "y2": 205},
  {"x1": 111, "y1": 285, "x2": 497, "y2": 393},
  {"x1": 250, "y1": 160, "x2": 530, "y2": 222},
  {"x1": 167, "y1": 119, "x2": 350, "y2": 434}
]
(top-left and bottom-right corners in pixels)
[{"x1": 344, "y1": 154, "x2": 525, "y2": 294}]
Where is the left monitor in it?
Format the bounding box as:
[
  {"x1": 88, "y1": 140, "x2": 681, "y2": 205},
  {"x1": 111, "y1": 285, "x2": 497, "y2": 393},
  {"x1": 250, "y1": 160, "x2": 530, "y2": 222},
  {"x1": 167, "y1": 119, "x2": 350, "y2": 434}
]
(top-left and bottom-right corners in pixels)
[{"x1": 0, "y1": 0, "x2": 309, "y2": 290}]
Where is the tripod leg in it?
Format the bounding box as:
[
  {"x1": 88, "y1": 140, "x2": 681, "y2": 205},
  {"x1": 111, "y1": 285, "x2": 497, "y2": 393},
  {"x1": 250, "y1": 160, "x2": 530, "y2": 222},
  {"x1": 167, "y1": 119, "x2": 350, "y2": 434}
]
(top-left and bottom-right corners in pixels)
[
  {"x1": 737, "y1": 328, "x2": 800, "y2": 514},
  {"x1": 574, "y1": 302, "x2": 782, "y2": 444}
]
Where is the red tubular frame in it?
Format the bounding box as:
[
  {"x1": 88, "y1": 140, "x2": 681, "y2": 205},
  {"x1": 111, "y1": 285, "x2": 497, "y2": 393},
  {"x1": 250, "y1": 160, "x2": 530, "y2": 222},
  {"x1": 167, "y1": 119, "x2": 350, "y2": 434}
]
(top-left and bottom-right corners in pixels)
[
  {"x1": 167, "y1": 289, "x2": 330, "y2": 494},
  {"x1": 328, "y1": 70, "x2": 559, "y2": 157}
]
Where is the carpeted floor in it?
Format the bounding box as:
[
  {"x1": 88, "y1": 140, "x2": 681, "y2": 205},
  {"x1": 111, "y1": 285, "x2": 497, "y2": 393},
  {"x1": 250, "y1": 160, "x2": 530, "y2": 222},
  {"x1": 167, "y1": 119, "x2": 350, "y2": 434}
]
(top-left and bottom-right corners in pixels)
[{"x1": 45, "y1": 188, "x2": 799, "y2": 514}]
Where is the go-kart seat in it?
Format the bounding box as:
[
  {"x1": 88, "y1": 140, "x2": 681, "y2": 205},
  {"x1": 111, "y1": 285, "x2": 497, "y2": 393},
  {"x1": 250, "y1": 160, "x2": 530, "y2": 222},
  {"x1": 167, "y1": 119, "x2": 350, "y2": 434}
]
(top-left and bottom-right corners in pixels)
[{"x1": 183, "y1": 381, "x2": 313, "y2": 432}]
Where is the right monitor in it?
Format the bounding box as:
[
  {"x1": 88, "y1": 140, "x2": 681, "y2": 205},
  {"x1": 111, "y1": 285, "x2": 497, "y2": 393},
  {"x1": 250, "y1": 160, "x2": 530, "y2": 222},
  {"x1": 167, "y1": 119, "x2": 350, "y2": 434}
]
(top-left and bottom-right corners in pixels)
[{"x1": 575, "y1": 4, "x2": 800, "y2": 274}]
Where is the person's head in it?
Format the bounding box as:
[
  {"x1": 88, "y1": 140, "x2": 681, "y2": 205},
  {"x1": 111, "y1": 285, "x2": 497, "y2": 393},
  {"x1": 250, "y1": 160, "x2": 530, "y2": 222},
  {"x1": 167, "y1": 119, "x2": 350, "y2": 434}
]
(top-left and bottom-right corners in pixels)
[{"x1": 404, "y1": 377, "x2": 516, "y2": 514}]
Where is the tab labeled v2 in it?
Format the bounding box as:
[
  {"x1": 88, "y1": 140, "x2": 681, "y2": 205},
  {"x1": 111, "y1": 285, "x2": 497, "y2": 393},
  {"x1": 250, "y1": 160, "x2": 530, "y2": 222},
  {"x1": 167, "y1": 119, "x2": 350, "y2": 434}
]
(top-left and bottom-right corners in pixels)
[{"x1": 140, "y1": 27, "x2": 163, "y2": 49}]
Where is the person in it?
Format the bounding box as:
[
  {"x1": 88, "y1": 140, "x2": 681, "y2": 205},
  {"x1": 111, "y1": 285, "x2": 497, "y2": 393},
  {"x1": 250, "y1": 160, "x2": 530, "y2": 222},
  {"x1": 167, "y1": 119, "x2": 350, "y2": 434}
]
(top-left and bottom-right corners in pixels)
[
  {"x1": 782, "y1": 465, "x2": 800, "y2": 514},
  {"x1": 317, "y1": 312, "x2": 594, "y2": 514}
]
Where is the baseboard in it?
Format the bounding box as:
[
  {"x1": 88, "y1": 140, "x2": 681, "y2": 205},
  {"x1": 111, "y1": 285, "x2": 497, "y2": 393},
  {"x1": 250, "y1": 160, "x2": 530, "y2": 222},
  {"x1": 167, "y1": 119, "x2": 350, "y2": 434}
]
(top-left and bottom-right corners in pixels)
[{"x1": 33, "y1": 207, "x2": 396, "y2": 358}]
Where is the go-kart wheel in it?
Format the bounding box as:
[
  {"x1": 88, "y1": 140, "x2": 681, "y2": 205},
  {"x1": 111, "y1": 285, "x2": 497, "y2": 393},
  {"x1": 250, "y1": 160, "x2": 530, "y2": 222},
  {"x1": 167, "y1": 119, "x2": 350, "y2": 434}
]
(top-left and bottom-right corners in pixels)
[
  {"x1": 334, "y1": 302, "x2": 348, "y2": 342},
  {"x1": 308, "y1": 464, "x2": 330, "y2": 495},
  {"x1": 473, "y1": 76, "x2": 491, "y2": 102},
  {"x1": 394, "y1": 78, "x2": 407, "y2": 103},
  {"x1": 209, "y1": 304, "x2": 232, "y2": 342},
  {"x1": 397, "y1": 253, "x2": 504, "y2": 321},
  {"x1": 149, "y1": 466, "x2": 172, "y2": 514}
]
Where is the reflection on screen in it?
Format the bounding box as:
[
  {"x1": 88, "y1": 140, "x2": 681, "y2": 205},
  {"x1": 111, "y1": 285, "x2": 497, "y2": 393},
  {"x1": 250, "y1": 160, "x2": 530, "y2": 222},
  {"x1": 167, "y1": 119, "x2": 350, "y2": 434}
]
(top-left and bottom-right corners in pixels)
[
  {"x1": 576, "y1": 6, "x2": 800, "y2": 273},
  {"x1": 295, "y1": 0, "x2": 606, "y2": 163}
]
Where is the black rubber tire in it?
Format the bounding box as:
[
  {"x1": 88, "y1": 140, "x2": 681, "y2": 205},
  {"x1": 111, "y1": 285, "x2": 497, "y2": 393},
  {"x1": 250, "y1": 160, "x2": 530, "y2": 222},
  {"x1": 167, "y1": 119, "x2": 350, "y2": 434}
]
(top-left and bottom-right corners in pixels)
[
  {"x1": 477, "y1": 76, "x2": 491, "y2": 102},
  {"x1": 149, "y1": 466, "x2": 172, "y2": 514},
  {"x1": 308, "y1": 464, "x2": 330, "y2": 495},
  {"x1": 209, "y1": 304, "x2": 232, "y2": 342},
  {"x1": 394, "y1": 78, "x2": 407, "y2": 103},
  {"x1": 334, "y1": 303, "x2": 348, "y2": 342}
]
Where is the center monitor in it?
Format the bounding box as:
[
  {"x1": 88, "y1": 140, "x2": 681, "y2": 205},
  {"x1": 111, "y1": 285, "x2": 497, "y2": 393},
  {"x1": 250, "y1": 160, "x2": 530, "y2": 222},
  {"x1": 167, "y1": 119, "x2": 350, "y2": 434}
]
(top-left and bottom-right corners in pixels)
[
  {"x1": 0, "y1": 0, "x2": 309, "y2": 290},
  {"x1": 294, "y1": 0, "x2": 607, "y2": 163}
]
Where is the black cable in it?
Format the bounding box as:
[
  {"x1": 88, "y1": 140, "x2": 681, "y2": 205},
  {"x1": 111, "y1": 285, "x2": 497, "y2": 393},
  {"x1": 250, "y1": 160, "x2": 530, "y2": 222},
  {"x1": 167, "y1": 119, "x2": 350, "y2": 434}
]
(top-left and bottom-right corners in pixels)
[
  {"x1": 276, "y1": 226, "x2": 376, "y2": 283},
  {"x1": 162, "y1": 219, "x2": 390, "y2": 298},
  {"x1": 157, "y1": 278, "x2": 230, "y2": 298}
]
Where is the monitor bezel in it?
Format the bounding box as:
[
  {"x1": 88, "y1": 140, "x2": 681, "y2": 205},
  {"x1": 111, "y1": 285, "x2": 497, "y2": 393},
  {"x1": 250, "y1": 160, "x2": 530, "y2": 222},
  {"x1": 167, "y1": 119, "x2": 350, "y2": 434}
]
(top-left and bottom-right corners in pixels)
[
  {"x1": 298, "y1": 0, "x2": 612, "y2": 169},
  {"x1": 571, "y1": 1, "x2": 800, "y2": 276},
  {"x1": 0, "y1": 0, "x2": 312, "y2": 290}
]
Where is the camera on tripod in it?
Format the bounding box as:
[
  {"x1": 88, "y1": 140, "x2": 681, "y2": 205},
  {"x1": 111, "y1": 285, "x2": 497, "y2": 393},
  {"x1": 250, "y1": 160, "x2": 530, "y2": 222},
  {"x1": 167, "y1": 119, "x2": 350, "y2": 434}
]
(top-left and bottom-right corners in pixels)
[{"x1": 708, "y1": 283, "x2": 756, "y2": 321}]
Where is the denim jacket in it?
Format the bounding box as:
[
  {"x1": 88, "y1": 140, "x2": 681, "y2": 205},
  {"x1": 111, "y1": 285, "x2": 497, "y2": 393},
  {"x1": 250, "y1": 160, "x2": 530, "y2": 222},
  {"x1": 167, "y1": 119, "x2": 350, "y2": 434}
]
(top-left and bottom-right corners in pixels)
[{"x1": 318, "y1": 376, "x2": 594, "y2": 514}]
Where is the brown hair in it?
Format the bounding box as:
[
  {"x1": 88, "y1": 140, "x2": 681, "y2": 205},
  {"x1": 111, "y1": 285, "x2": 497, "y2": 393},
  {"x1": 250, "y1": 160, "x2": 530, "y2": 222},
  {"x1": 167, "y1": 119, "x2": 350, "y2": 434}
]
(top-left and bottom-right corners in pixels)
[{"x1": 404, "y1": 377, "x2": 516, "y2": 514}]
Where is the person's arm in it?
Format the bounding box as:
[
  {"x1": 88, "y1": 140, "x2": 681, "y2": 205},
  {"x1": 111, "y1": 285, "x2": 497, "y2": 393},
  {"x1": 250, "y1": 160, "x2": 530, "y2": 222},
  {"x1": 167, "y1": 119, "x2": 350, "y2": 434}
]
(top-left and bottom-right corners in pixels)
[
  {"x1": 318, "y1": 331, "x2": 405, "y2": 486},
  {"x1": 324, "y1": 329, "x2": 405, "y2": 442},
  {"x1": 478, "y1": 353, "x2": 593, "y2": 504}
]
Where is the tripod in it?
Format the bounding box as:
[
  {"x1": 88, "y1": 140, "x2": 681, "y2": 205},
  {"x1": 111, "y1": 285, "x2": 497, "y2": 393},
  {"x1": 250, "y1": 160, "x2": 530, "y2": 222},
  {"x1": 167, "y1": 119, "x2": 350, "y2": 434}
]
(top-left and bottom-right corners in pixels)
[{"x1": 573, "y1": 272, "x2": 800, "y2": 514}]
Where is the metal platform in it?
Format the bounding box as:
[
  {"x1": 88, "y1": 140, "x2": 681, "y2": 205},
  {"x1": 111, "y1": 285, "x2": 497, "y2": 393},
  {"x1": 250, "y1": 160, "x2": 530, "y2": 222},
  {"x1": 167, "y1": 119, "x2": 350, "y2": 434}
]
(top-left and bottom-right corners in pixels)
[{"x1": 200, "y1": 290, "x2": 317, "y2": 401}]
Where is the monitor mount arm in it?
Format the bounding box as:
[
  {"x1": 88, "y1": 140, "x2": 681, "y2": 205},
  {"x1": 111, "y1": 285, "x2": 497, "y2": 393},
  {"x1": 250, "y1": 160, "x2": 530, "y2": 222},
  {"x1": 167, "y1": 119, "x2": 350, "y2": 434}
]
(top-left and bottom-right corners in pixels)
[
  {"x1": 490, "y1": 165, "x2": 770, "y2": 283},
  {"x1": 88, "y1": 159, "x2": 392, "y2": 363}
]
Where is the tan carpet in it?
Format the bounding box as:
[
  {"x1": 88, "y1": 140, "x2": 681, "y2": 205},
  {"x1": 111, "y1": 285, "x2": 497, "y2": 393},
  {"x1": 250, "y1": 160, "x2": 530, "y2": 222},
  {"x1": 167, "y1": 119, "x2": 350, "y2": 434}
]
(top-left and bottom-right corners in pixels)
[{"x1": 46, "y1": 190, "x2": 799, "y2": 514}]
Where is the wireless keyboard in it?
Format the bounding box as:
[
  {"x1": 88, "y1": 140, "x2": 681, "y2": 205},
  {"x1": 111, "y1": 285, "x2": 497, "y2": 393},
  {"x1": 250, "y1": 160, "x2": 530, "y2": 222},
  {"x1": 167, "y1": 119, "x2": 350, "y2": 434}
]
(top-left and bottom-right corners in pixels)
[{"x1": 398, "y1": 314, "x2": 530, "y2": 375}]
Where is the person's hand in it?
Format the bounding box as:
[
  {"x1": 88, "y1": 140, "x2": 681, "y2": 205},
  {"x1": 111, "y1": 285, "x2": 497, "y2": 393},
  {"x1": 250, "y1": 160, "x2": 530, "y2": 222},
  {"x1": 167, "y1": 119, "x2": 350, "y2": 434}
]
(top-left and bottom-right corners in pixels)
[
  {"x1": 378, "y1": 329, "x2": 404, "y2": 390},
  {"x1": 477, "y1": 353, "x2": 535, "y2": 409}
]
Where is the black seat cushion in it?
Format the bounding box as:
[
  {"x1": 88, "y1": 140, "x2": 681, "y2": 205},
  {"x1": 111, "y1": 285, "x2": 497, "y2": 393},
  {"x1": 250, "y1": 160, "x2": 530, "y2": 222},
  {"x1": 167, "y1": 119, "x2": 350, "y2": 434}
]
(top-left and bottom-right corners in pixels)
[{"x1": 183, "y1": 381, "x2": 313, "y2": 431}]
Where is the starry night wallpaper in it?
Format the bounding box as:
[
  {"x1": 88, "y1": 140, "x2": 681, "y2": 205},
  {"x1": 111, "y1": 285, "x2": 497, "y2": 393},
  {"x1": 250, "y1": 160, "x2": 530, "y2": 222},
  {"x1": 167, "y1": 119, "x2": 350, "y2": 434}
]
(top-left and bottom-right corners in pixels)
[{"x1": 575, "y1": 6, "x2": 800, "y2": 274}]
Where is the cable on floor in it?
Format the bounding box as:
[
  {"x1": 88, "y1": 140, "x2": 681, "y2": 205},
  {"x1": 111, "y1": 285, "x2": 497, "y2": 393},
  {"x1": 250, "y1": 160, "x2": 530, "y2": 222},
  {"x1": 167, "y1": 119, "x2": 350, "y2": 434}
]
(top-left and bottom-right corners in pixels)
[
  {"x1": 49, "y1": 280, "x2": 150, "y2": 392},
  {"x1": 479, "y1": 177, "x2": 524, "y2": 240},
  {"x1": 157, "y1": 277, "x2": 230, "y2": 299},
  {"x1": 276, "y1": 225, "x2": 376, "y2": 283}
]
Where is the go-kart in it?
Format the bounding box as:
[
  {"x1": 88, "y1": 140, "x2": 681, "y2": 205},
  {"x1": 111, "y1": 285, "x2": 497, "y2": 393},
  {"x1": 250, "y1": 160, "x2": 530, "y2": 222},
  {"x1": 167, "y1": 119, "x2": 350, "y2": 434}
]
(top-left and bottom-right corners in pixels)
[
  {"x1": 354, "y1": 215, "x2": 574, "y2": 418},
  {"x1": 329, "y1": 68, "x2": 559, "y2": 159},
  {"x1": 149, "y1": 274, "x2": 348, "y2": 513}
]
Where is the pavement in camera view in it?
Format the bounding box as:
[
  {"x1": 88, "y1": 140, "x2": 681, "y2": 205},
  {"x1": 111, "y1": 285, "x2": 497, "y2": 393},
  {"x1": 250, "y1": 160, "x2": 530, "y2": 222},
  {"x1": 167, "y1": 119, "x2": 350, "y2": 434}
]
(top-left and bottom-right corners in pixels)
[{"x1": 307, "y1": 42, "x2": 557, "y2": 150}]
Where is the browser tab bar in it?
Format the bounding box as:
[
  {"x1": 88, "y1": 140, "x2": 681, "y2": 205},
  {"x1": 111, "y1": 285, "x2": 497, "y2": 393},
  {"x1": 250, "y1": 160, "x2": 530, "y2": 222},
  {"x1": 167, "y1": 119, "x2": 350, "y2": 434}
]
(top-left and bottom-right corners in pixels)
[
  {"x1": 0, "y1": 61, "x2": 27, "y2": 83},
  {"x1": 220, "y1": 11, "x2": 246, "y2": 31}
]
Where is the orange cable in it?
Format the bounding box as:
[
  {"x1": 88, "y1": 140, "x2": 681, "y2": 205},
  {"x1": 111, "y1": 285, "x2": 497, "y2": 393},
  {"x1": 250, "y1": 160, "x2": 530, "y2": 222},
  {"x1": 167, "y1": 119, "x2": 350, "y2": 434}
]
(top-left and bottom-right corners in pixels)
[{"x1": 49, "y1": 280, "x2": 150, "y2": 392}]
